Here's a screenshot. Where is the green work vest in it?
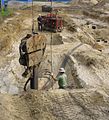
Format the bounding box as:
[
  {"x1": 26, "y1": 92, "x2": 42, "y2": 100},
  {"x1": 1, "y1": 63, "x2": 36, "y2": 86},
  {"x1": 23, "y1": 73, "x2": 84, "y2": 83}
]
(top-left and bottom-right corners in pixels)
[{"x1": 57, "y1": 73, "x2": 67, "y2": 87}]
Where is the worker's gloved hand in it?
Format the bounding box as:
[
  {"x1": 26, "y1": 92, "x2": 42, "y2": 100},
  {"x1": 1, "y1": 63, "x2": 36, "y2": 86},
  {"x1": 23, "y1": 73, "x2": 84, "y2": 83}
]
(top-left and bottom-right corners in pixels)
[{"x1": 50, "y1": 73, "x2": 54, "y2": 77}]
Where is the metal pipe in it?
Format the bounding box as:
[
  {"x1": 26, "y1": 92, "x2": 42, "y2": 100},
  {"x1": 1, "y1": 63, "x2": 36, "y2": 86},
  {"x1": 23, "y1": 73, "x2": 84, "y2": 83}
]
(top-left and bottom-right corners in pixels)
[{"x1": 30, "y1": 65, "x2": 38, "y2": 89}]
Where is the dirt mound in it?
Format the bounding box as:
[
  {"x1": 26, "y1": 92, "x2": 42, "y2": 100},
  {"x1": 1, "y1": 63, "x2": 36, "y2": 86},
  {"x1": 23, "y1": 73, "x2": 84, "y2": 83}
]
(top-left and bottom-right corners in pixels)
[
  {"x1": 70, "y1": 45, "x2": 109, "y2": 88},
  {"x1": 0, "y1": 89, "x2": 109, "y2": 120},
  {"x1": 94, "y1": 0, "x2": 109, "y2": 7},
  {"x1": 70, "y1": 0, "x2": 98, "y2": 7}
]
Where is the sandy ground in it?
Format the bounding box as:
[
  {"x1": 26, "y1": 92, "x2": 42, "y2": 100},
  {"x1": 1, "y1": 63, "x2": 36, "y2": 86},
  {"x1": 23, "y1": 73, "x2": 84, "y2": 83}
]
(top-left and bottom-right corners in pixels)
[{"x1": 0, "y1": 0, "x2": 109, "y2": 119}]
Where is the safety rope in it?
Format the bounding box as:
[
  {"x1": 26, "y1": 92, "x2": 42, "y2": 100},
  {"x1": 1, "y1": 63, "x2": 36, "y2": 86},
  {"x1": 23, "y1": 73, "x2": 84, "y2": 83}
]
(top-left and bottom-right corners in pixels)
[
  {"x1": 32, "y1": 0, "x2": 34, "y2": 33},
  {"x1": 50, "y1": 0, "x2": 54, "y2": 90},
  {"x1": 50, "y1": 32, "x2": 53, "y2": 90}
]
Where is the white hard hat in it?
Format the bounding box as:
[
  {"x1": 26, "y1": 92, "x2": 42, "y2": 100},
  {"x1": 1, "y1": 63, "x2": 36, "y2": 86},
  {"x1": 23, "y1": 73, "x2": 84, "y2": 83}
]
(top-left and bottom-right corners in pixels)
[
  {"x1": 59, "y1": 68, "x2": 65, "y2": 73},
  {"x1": 39, "y1": 14, "x2": 41, "y2": 16}
]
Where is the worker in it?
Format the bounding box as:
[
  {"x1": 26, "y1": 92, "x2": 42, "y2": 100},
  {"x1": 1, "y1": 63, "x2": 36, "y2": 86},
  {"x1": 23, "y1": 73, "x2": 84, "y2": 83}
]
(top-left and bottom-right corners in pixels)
[
  {"x1": 4, "y1": 0, "x2": 8, "y2": 11},
  {"x1": 37, "y1": 14, "x2": 42, "y2": 31},
  {"x1": 51, "y1": 68, "x2": 68, "y2": 89}
]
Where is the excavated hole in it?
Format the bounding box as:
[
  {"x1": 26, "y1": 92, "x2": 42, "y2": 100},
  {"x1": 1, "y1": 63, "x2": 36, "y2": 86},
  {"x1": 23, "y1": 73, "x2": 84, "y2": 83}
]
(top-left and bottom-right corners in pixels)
[
  {"x1": 104, "y1": 40, "x2": 107, "y2": 43},
  {"x1": 99, "y1": 49, "x2": 102, "y2": 52},
  {"x1": 96, "y1": 39, "x2": 100, "y2": 42},
  {"x1": 92, "y1": 25, "x2": 96, "y2": 29},
  {"x1": 37, "y1": 54, "x2": 84, "y2": 90}
]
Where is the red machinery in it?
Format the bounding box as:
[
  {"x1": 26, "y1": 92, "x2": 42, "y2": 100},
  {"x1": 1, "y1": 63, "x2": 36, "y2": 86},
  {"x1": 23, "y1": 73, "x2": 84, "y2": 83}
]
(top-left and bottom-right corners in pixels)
[{"x1": 42, "y1": 13, "x2": 63, "y2": 32}]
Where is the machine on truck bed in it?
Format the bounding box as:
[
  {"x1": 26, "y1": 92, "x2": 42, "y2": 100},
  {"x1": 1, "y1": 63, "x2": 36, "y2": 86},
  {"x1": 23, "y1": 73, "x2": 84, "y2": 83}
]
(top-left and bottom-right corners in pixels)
[{"x1": 41, "y1": 13, "x2": 63, "y2": 32}]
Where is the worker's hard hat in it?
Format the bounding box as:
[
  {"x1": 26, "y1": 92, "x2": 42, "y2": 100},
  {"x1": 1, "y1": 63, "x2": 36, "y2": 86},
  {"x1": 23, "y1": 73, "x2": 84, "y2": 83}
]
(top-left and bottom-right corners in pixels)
[
  {"x1": 39, "y1": 14, "x2": 41, "y2": 16},
  {"x1": 59, "y1": 68, "x2": 65, "y2": 73}
]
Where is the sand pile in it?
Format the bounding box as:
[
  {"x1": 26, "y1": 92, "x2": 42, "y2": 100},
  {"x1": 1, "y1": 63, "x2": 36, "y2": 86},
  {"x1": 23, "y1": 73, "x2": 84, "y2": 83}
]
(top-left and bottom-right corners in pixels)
[{"x1": 0, "y1": 89, "x2": 109, "y2": 120}]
